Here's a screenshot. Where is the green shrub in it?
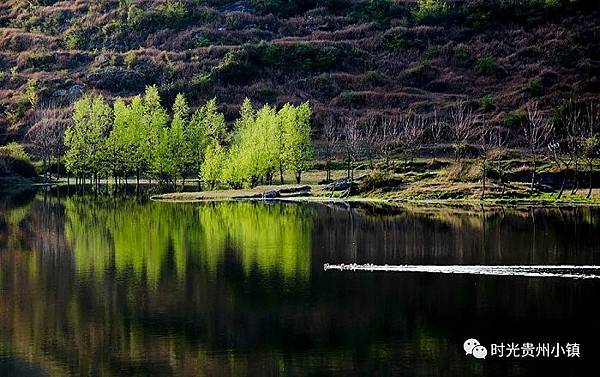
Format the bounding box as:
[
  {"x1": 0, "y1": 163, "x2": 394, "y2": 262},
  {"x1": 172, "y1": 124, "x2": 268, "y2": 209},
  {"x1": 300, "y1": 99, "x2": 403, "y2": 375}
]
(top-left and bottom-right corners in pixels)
[
  {"x1": 124, "y1": 51, "x2": 137, "y2": 67},
  {"x1": 252, "y1": 0, "x2": 323, "y2": 17},
  {"x1": 414, "y1": 0, "x2": 449, "y2": 23},
  {"x1": 23, "y1": 51, "x2": 54, "y2": 69},
  {"x1": 465, "y1": 10, "x2": 491, "y2": 31},
  {"x1": 243, "y1": 42, "x2": 340, "y2": 72},
  {"x1": 476, "y1": 54, "x2": 496, "y2": 75},
  {"x1": 127, "y1": 5, "x2": 145, "y2": 26},
  {"x1": 192, "y1": 72, "x2": 212, "y2": 87},
  {"x1": 64, "y1": 30, "x2": 83, "y2": 49},
  {"x1": 25, "y1": 78, "x2": 38, "y2": 107},
  {"x1": 0, "y1": 142, "x2": 30, "y2": 161},
  {"x1": 505, "y1": 110, "x2": 527, "y2": 128},
  {"x1": 0, "y1": 142, "x2": 36, "y2": 178},
  {"x1": 158, "y1": 0, "x2": 189, "y2": 26},
  {"x1": 193, "y1": 35, "x2": 210, "y2": 48},
  {"x1": 454, "y1": 44, "x2": 470, "y2": 61},
  {"x1": 366, "y1": 70, "x2": 386, "y2": 85},
  {"x1": 480, "y1": 94, "x2": 494, "y2": 111},
  {"x1": 526, "y1": 78, "x2": 542, "y2": 95}
]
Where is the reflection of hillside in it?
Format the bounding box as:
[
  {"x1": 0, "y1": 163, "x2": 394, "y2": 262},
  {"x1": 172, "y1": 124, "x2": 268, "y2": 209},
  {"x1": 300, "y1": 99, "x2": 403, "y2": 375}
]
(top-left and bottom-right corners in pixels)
[
  {"x1": 64, "y1": 198, "x2": 315, "y2": 283},
  {"x1": 317, "y1": 203, "x2": 600, "y2": 265},
  {"x1": 1, "y1": 193, "x2": 599, "y2": 376}
]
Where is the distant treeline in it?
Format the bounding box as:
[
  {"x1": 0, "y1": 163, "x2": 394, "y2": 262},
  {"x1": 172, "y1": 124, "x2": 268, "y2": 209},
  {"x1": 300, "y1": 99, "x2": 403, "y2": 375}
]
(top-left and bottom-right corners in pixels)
[{"x1": 63, "y1": 86, "x2": 313, "y2": 187}]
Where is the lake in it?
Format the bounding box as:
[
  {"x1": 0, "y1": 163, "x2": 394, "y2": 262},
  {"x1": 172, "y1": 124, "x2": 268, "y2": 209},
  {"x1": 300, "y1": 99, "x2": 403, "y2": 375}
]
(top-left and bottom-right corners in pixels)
[{"x1": 0, "y1": 188, "x2": 598, "y2": 376}]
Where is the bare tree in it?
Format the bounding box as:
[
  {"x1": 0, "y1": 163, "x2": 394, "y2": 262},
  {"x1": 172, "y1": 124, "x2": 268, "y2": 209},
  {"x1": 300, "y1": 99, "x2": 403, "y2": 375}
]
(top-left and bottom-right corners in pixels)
[
  {"x1": 321, "y1": 116, "x2": 340, "y2": 182},
  {"x1": 379, "y1": 116, "x2": 400, "y2": 168},
  {"x1": 550, "y1": 101, "x2": 582, "y2": 198},
  {"x1": 362, "y1": 114, "x2": 379, "y2": 170},
  {"x1": 490, "y1": 126, "x2": 511, "y2": 197},
  {"x1": 342, "y1": 116, "x2": 362, "y2": 181},
  {"x1": 27, "y1": 103, "x2": 70, "y2": 181},
  {"x1": 429, "y1": 108, "x2": 446, "y2": 163},
  {"x1": 448, "y1": 101, "x2": 478, "y2": 161},
  {"x1": 582, "y1": 103, "x2": 599, "y2": 198},
  {"x1": 399, "y1": 113, "x2": 426, "y2": 163},
  {"x1": 524, "y1": 102, "x2": 553, "y2": 192}
]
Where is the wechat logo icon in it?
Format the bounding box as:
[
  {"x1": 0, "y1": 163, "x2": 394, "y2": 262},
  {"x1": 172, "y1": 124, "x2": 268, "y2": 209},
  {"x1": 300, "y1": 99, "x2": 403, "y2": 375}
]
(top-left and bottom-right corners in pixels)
[{"x1": 464, "y1": 338, "x2": 488, "y2": 359}]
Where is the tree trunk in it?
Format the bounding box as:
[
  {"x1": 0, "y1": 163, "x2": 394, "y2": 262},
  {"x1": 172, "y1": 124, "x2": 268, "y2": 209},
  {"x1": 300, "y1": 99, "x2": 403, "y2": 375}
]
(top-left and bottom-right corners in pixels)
[
  {"x1": 588, "y1": 159, "x2": 593, "y2": 199},
  {"x1": 279, "y1": 162, "x2": 284, "y2": 184},
  {"x1": 481, "y1": 160, "x2": 486, "y2": 200},
  {"x1": 571, "y1": 160, "x2": 579, "y2": 195},
  {"x1": 530, "y1": 155, "x2": 537, "y2": 192},
  {"x1": 347, "y1": 154, "x2": 351, "y2": 180},
  {"x1": 296, "y1": 171, "x2": 301, "y2": 184},
  {"x1": 557, "y1": 171, "x2": 567, "y2": 199}
]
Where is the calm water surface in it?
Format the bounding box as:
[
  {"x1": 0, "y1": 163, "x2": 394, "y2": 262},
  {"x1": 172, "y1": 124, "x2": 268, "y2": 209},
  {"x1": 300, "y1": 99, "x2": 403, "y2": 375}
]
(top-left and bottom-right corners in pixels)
[{"x1": 1, "y1": 188, "x2": 599, "y2": 376}]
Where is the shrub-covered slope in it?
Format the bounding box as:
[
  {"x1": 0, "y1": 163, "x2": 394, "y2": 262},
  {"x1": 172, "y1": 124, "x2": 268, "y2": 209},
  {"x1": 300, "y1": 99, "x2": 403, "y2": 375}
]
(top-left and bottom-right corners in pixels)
[{"x1": 0, "y1": 0, "x2": 598, "y2": 140}]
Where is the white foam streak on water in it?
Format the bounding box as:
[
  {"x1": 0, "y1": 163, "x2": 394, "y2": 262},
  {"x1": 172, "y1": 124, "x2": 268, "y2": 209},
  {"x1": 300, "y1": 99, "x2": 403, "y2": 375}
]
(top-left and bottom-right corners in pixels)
[{"x1": 323, "y1": 264, "x2": 600, "y2": 279}]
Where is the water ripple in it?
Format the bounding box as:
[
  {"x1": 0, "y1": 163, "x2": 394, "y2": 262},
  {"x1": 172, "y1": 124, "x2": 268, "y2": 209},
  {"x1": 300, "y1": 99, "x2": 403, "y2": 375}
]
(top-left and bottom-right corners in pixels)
[{"x1": 323, "y1": 264, "x2": 600, "y2": 279}]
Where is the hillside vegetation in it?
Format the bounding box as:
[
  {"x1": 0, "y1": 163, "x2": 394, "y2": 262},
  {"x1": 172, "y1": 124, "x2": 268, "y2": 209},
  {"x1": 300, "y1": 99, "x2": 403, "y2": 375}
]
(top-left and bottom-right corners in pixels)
[{"x1": 0, "y1": 0, "x2": 598, "y2": 141}]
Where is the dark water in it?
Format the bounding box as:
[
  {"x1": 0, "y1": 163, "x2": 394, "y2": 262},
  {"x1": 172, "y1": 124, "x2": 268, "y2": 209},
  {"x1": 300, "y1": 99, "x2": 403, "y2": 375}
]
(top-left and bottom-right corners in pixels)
[{"x1": 1, "y1": 188, "x2": 599, "y2": 376}]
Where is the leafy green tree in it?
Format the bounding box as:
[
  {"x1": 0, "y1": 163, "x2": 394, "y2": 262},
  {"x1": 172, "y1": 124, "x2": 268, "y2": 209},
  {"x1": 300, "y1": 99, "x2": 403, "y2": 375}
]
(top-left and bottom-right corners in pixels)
[
  {"x1": 170, "y1": 93, "x2": 191, "y2": 184},
  {"x1": 281, "y1": 102, "x2": 313, "y2": 183},
  {"x1": 142, "y1": 85, "x2": 168, "y2": 181},
  {"x1": 152, "y1": 127, "x2": 177, "y2": 183},
  {"x1": 221, "y1": 144, "x2": 244, "y2": 188},
  {"x1": 64, "y1": 95, "x2": 112, "y2": 182},
  {"x1": 106, "y1": 99, "x2": 134, "y2": 181},
  {"x1": 200, "y1": 98, "x2": 227, "y2": 143},
  {"x1": 202, "y1": 139, "x2": 226, "y2": 189},
  {"x1": 127, "y1": 96, "x2": 147, "y2": 184}
]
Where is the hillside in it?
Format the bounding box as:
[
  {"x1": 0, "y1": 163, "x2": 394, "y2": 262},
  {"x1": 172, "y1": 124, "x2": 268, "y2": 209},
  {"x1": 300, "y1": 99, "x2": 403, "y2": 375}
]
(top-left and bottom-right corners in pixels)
[{"x1": 0, "y1": 0, "x2": 599, "y2": 141}]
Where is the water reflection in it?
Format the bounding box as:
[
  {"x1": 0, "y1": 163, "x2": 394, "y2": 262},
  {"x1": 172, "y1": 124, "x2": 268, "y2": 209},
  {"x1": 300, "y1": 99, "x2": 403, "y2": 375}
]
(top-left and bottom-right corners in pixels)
[
  {"x1": 0, "y1": 191, "x2": 599, "y2": 376},
  {"x1": 64, "y1": 197, "x2": 314, "y2": 283}
]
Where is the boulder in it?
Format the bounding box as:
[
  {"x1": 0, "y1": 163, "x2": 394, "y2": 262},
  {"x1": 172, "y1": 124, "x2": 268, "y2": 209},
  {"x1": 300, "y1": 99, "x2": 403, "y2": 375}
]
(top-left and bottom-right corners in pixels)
[{"x1": 262, "y1": 190, "x2": 280, "y2": 199}]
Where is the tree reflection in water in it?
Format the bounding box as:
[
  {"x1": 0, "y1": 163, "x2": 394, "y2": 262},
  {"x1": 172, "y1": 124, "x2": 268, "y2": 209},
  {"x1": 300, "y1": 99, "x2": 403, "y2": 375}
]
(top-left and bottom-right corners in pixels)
[{"x1": 1, "y1": 191, "x2": 599, "y2": 376}]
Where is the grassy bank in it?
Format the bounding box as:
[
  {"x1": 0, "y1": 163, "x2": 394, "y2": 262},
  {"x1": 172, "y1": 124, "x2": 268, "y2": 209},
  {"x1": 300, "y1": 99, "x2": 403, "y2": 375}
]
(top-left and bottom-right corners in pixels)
[{"x1": 152, "y1": 157, "x2": 600, "y2": 206}]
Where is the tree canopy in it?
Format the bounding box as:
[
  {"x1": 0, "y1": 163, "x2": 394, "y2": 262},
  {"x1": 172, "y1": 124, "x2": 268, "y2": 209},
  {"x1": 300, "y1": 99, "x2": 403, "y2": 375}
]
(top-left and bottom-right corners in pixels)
[{"x1": 63, "y1": 87, "x2": 314, "y2": 188}]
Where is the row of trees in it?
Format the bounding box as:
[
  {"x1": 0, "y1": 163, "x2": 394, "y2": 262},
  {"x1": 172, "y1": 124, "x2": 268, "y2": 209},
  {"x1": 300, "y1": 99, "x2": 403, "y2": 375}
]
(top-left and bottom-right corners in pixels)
[
  {"x1": 319, "y1": 100, "x2": 598, "y2": 199},
  {"x1": 63, "y1": 86, "x2": 313, "y2": 188}
]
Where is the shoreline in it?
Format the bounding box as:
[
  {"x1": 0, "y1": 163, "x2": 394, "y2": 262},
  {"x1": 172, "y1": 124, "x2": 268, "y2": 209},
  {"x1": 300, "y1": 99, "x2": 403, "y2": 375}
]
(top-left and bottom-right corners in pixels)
[
  {"x1": 5, "y1": 177, "x2": 600, "y2": 208},
  {"x1": 150, "y1": 184, "x2": 600, "y2": 208}
]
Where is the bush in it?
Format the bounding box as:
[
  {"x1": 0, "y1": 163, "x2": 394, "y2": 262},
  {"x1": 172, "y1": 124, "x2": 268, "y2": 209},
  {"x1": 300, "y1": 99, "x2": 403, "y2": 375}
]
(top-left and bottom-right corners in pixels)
[
  {"x1": 252, "y1": 0, "x2": 323, "y2": 17},
  {"x1": 526, "y1": 78, "x2": 542, "y2": 95},
  {"x1": 193, "y1": 35, "x2": 210, "y2": 48},
  {"x1": 352, "y1": 0, "x2": 407, "y2": 22},
  {"x1": 0, "y1": 143, "x2": 36, "y2": 178},
  {"x1": 157, "y1": 0, "x2": 189, "y2": 27},
  {"x1": 453, "y1": 44, "x2": 470, "y2": 61},
  {"x1": 480, "y1": 94, "x2": 494, "y2": 111},
  {"x1": 505, "y1": 110, "x2": 527, "y2": 128},
  {"x1": 21, "y1": 51, "x2": 55, "y2": 69},
  {"x1": 476, "y1": 54, "x2": 496, "y2": 75},
  {"x1": 64, "y1": 30, "x2": 83, "y2": 50},
  {"x1": 414, "y1": 0, "x2": 449, "y2": 23},
  {"x1": 243, "y1": 42, "x2": 341, "y2": 72},
  {"x1": 124, "y1": 51, "x2": 137, "y2": 67}
]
